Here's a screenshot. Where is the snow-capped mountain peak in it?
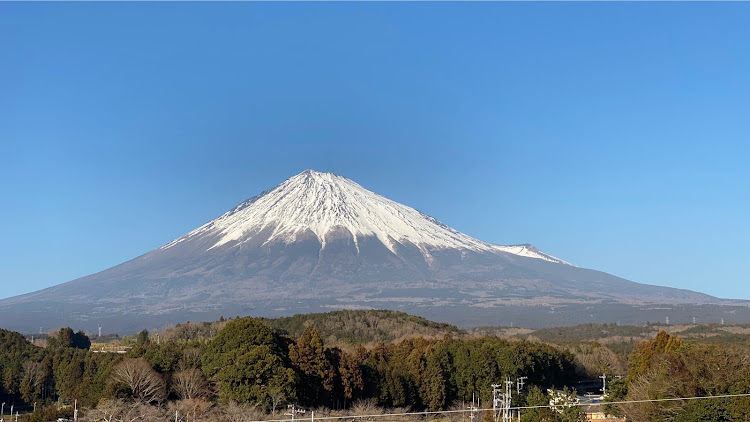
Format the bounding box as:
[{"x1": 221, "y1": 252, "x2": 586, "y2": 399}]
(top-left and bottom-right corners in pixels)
[{"x1": 162, "y1": 169, "x2": 570, "y2": 265}]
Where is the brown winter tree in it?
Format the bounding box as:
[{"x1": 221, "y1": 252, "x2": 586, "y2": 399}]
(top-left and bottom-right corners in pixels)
[
  {"x1": 172, "y1": 368, "x2": 208, "y2": 400},
  {"x1": 111, "y1": 358, "x2": 166, "y2": 404},
  {"x1": 20, "y1": 360, "x2": 47, "y2": 402},
  {"x1": 339, "y1": 351, "x2": 364, "y2": 407}
]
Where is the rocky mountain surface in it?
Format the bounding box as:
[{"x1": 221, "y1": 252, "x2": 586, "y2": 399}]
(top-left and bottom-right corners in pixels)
[{"x1": 2, "y1": 170, "x2": 747, "y2": 333}]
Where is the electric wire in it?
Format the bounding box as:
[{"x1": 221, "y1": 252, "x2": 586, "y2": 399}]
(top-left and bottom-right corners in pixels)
[{"x1": 249, "y1": 392, "x2": 750, "y2": 422}]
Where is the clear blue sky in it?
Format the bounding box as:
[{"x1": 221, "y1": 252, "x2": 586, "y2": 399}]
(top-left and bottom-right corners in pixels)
[{"x1": 1, "y1": 3, "x2": 748, "y2": 300}]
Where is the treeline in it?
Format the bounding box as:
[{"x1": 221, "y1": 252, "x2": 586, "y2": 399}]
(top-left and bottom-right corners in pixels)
[
  {"x1": 5, "y1": 315, "x2": 749, "y2": 422},
  {"x1": 605, "y1": 330, "x2": 750, "y2": 421},
  {"x1": 262, "y1": 310, "x2": 465, "y2": 344},
  {"x1": 0, "y1": 327, "x2": 121, "y2": 412},
  {"x1": 519, "y1": 322, "x2": 750, "y2": 351},
  {"x1": 133, "y1": 317, "x2": 577, "y2": 411},
  {"x1": 0, "y1": 316, "x2": 578, "y2": 420},
  {"x1": 159, "y1": 310, "x2": 465, "y2": 345}
]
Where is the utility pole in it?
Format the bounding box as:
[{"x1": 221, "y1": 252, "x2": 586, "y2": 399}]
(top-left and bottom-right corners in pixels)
[
  {"x1": 492, "y1": 384, "x2": 501, "y2": 422},
  {"x1": 285, "y1": 404, "x2": 305, "y2": 422},
  {"x1": 469, "y1": 393, "x2": 478, "y2": 422},
  {"x1": 286, "y1": 404, "x2": 296, "y2": 422},
  {"x1": 495, "y1": 377, "x2": 525, "y2": 422},
  {"x1": 600, "y1": 374, "x2": 607, "y2": 397},
  {"x1": 504, "y1": 378, "x2": 513, "y2": 422},
  {"x1": 516, "y1": 377, "x2": 527, "y2": 395}
]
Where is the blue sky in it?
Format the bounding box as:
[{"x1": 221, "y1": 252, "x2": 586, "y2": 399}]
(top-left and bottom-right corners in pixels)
[{"x1": 1, "y1": 3, "x2": 748, "y2": 300}]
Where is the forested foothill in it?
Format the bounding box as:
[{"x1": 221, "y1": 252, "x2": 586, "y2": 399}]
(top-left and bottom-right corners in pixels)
[{"x1": 1, "y1": 311, "x2": 749, "y2": 422}]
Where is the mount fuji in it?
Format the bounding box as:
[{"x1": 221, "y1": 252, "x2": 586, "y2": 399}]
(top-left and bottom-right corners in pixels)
[{"x1": 1, "y1": 170, "x2": 747, "y2": 333}]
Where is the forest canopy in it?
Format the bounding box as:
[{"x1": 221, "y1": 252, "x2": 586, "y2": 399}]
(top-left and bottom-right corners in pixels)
[{"x1": 2, "y1": 312, "x2": 750, "y2": 422}]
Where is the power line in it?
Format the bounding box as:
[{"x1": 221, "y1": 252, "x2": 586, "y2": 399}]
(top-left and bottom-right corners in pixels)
[
  {"x1": 248, "y1": 393, "x2": 750, "y2": 422},
  {"x1": 252, "y1": 408, "x2": 469, "y2": 422},
  {"x1": 510, "y1": 392, "x2": 750, "y2": 411}
]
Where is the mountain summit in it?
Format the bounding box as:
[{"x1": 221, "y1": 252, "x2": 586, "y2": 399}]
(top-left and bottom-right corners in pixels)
[
  {"x1": 1, "y1": 169, "x2": 746, "y2": 333},
  {"x1": 163, "y1": 169, "x2": 568, "y2": 264}
]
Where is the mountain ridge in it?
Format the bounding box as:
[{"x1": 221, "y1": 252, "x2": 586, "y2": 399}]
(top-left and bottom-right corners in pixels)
[{"x1": 1, "y1": 169, "x2": 748, "y2": 333}]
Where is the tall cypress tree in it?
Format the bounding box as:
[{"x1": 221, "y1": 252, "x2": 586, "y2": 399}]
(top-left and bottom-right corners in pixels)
[{"x1": 289, "y1": 326, "x2": 335, "y2": 405}]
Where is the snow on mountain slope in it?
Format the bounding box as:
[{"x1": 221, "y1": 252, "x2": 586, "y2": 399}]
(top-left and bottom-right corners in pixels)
[
  {"x1": 4, "y1": 169, "x2": 744, "y2": 334},
  {"x1": 497, "y1": 244, "x2": 573, "y2": 266},
  {"x1": 162, "y1": 169, "x2": 571, "y2": 265}
]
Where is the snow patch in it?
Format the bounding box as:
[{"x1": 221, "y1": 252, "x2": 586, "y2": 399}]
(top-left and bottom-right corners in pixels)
[{"x1": 161, "y1": 169, "x2": 572, "y2": 266}]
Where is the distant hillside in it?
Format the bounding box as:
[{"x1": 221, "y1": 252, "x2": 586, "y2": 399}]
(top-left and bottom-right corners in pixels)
[
  {"x1": 262, "y1": 309, "x2": 465, "y2": 344},
  {"x1": 473, "y1": 322, "x2": 750, "y2": 365},
  {"x1": 472, "y1": 323, "x2": 750, "y2": 380},
  {"x1": 512, "y1": 322, "x2": 750, "y2": 345},
  {"x1": 159, "y1": 309, "x2": 464, "y2": 344},
  {"x1": 154, "y1": 314, "x2": 750, "y2": 354},
  {"x1": 518, "y1": 323, "x2": 655, "y2": 345}
]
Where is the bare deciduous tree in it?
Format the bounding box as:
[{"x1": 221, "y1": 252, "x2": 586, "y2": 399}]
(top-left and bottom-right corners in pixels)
[
  {"x1": 21, "y1": 360, "x2": 46, "y2": 402},
  {"x1": 82, "y1": 398, "x2": 161, "y2": 422},
  {"x1": 350, "y1": 399, "x2": 384, "y2": 417},
  {"x1": 172, "y1": 368, "x2": 208, "y2": 400},
  {"x1": 216, "y1": 402, "x2": 266, "y2": 422},
  {"x1": 111, "y1": 358, "x2": 167, "y2": 404},
  {"x1": 623, "y1": 363, "x2": 686, "y2": 422}
]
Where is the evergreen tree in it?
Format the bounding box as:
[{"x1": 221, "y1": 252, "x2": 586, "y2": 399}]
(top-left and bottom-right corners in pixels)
[
  {"x1": 202, "y1": 317, "x2": 295, "y2": 407},
  {"x1": 521, "y1": 386, "x2": 560, "y2": 422},
  {"x1": 339, "y1": 351, "x2": 364, "y2": 407},
  {"x1": 627, "y1": 330, "x2": 684, "y2": 381},
  {"x1": 422, "y1": 351, "x2": 446, "y2": 410},
  {"x1": 136, "y1": 329, "x2": 150, "y2": 346},
  {"x1": 48, "y1": 328, "x2": 90, "y2": 350},
  {"x1": 289, "y1": 326, "x2": 335, "y2": 405}
]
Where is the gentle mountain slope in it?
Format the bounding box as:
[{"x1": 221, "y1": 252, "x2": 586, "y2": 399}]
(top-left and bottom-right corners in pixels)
[{"x1": 1, "y1": 169, "x2": 747, "y2": 333}]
